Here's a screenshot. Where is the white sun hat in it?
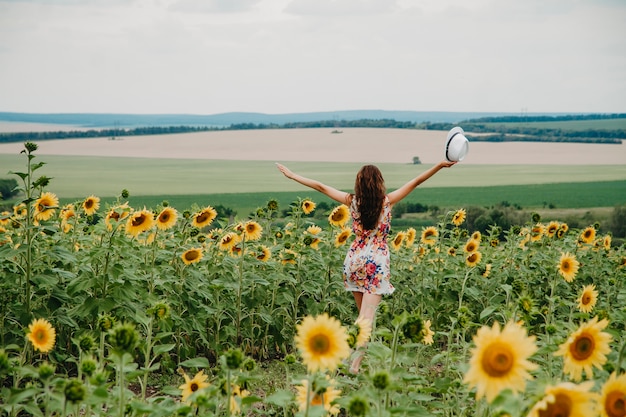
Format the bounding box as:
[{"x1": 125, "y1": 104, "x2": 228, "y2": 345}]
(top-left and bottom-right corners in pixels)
[{"x1": 445, "y1": 126, "x2": 469, "y2": 162}]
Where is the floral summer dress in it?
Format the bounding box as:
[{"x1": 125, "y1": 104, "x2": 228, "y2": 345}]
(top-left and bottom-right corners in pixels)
[{"x1": 343, "y1": 196, "x2": 395, "y2": 295}]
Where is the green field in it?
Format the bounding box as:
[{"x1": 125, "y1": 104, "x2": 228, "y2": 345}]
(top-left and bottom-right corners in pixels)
[
  {"x1": 482, "y1": 117, "x2": 626, "y2": 130},
  {"x1": 2, "y1": 154, "x2": 625, "y2": 216}
]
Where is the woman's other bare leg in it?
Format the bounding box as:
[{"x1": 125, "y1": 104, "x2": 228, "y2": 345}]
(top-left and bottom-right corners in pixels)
[{"x1": 350, "y1": 293, "x2": 382, "y2": 373}]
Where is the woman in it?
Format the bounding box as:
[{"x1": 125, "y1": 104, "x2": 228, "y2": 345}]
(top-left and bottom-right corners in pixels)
[{"x1": 276, "y1": 160, "x2": 456, "y2": 372}]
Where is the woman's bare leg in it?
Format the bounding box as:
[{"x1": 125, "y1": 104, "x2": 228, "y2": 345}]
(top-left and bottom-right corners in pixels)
[
  {"x1": 350, "y1": 293, "x2": 382, "y2": 373},
  {"x1": 352, "y1": 291, "x2": 364, "y2": 312}
]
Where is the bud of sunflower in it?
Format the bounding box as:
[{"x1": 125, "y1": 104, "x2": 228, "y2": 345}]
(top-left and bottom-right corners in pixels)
[
  {"x1": 90, "y1": 370, "x2": 108, "y2": 386},
  {"x1": 512, "y1": 279, "x2": 526, "y2": 294},
  {"x1": 108, "y1": 322, "x2": 138, "y2": 355},
  {"x1": 303, "y1": 235, "x2": 314, "y2": 246},
  {"x1": 347, "y1": 396, "x2": 369, "y2": 417},
  {"x1": 80, "y1": 357, "x2": 98, "y2": 377},
  {"x1": 190, "y1": 228, "x2": 199, "y2": 237},
  {"x1": 597, "y1": 309, "x2": 610, "y2": 321},
  {"x1": 593, "y1": 222, "x2": 600, "y2": 230},
  {"x1": 242, "y1": 357, "x2": 256, "y2": 372},
  {"x1": 346, "y1": 325, "x2": 358, "y2": 349},
  {"x1": 275, "y1": 231, "x2": 283, "y2": 239},
  {"x1": 33, "y1": 175, "x2": 51, "y2": 188},
  {"x1": 182, "y1": 210, "x2": 191, "y2": 219},
  {"x1": 64, "y1": 379, "x2": 86, "y2": 404},
  {"x1": 511, "y1": 225, "x2": 521, "y2": 235},
  {"x1": 97, "y1": 313, "x2": 116, "y2": 332},
  {"x1": 197, "y1": 234, "x2": 207, "y2": 243},
  {"x1": 0, "y1": 349, "x2": 11, "y2": 375},
  {"x1": 284, "y1": 354, "x2": 296, "y2": 365},
  {"x1": 37, "y1": 362, "x2": 56, "y2": 381},
  {"x1": 256, "y1": 207, "x2": 265, "y2": 217},
  {"x1": 457, "y1": 307, "x2": 472, "y2": 329},
  {"x1": 402, "y1": 314, "x2": 425, "y2": 343},
  {"x1": 224, "y1": 348, "x2": 244, "y2": 370},
  {"x1": 545, "y1": 324, "x2": 557, "y2": 335},
  {"x1": 24, "y1": 142, "x2": 39, "y2": 153},
  {"x1": 78, "y1": 334, "x2": 96, "y2": 353},
  {"x1": 148, "y1": 302, "x2": 170, "y2": 321},
  {"x1": 161, "y1": 200, "x2": 169, "y2": 207},
  {"x1": 378, "y1": 300, "x2": 390, "y2": 316},
  {"x1": 531, "y1": 212, "x2": 541, "y2": 223},
  {"x1": 267, "y1": 199, "x2": 279, "y2": 211},
  {"x1": 460, "y1": 230, "x2": 468, "y2": 238},
  {"x1": 371, "y1": 370, "x2": 391, "y2": 391}
]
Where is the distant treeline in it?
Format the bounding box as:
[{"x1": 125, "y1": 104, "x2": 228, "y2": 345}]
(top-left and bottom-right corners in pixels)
[{"x1": 1, "y1": 114, "x2": 625, "y2": 144}]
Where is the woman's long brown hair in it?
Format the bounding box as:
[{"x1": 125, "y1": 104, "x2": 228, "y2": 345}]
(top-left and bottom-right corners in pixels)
[{"x1": 354, "y1": 165, "x2": 386, "y2": 230}]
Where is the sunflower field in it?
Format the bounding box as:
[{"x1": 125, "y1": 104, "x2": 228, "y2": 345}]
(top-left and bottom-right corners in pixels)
[{"x1": 1, "y1": 143, "x2": 625, "y2": 417}]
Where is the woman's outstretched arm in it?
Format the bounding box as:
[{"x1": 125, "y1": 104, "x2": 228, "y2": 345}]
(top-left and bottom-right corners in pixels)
[
  {"x1": 276, "y1": 163, "x2": 350, "y2": 205},
  {"x1": 387, "y1": 160, "x2": 456, "y2": 205}
]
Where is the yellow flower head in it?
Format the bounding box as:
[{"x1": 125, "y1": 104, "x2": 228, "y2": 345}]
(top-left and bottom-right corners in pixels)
[
  {"x1": 181, "y1": 248, "x2": 203, "y2": 265},
  {"x1": 405, "y1": 227, "x2": 416, "y2": 246},
  {"x1": 125, "y1": 208, "x2": 155, "y2": 237},
  {"x1": 229, "y1": 384, "x2": 250, "y2": 415},
  {"x1": 219, "y1": 232, "x2": 240, "y2": 251},
  {"x1": 452, "y1": 208, "x2": 466, "y2": 226},
  {"x1": 334, "y1": 228, "x2": 351, "y2": 247},
  {"x1": 255, "y1": 246, "x2": 271, "y2": 262},
  {"x1": 34, "y1": 192, "x2": 59, "y2": 221},
  {"x1": 600, "y1": 372, "x2": 626, "y2": 417},
  {"x1": 295, "y1": 313, "x2": 350, "y2": 372},
  {"x1": 527, "y1": 381, "x2": 597, "y2": 417},
  {"x1": 243, "y1": 221, "x2": 263, "y2": 241},
  {"x1": 577, "y1": 284, "x2": 598, "y2": 314},
  {"x1": 179, "y1": 370, "x2": 210, "y2": 402},
  {"x1": 466, "y1": 251, "x2": 482, "y2": 267},
  {"x1": 420, "y1": 226, "x2": 438, "y2": 246},
  {"x1": 603, "y1": 235, "x2": 611, "y2": 251},
  {"x1": 580, "y1": 226, "x2": 596, "y2": 244},
  {"x1": 302, "y1": 199, "x2": 316, "y2": 215},
  {"x1": 390, "y1": 231, "x2": 405, "y2": 251},
  {"x1": 105, "y1": 203, "x2": 130, "y2": 231},
  {"x1": 82, "y1": 195, "x2": 100, "y2": 215},
  {"x1": 546, "y1": 221, "x2": 560, "y2": 238},
  {"x1": 423, "y1": 319, "x2": 435, "y2": 345},
  {"x1": 27, "y1": 318, "x2": 56, "y2": 353},
  {"x1": 296, "y1": 376, "x2": 341, "y2": 416},
  {"x1": 530, "y1": 224, "x2": 544, "y2": 242},
  {"x1": 554, "y1": 316, "x2": 612, "y2": 382},
  {"x1": 558, "y1": 252, "x2": 580, "y2": 283},
  {"x1": 192, "y1": 206, "x2": 217, "y2": 229},
  {"x1": 156, "y1": 207, "x2": 178, "y2": 230},
  {"x1": 328, "y1": 205, "x2": 350, "y2": 228},
  {"x1": 355, "y1": 317, "x2": 372, "y2": 348},
  {"x1": 280, "y1": 248, "x2": 298, "y2": 265},
  {"x1": 464, "y1": 238, "x2": 480, "y2": 253},
  {"x1": 307, "y1": 225, "x2": 322, "y2": 235},
  {"x1": 481, "y1": 263, "x2": 492, "y2": 278},
  {"x1": 463, "y1": 321, "x2": 538, "y2": 403},
  {"x1": 13, "y1": 203, "x2": 27, "y2": 218}
]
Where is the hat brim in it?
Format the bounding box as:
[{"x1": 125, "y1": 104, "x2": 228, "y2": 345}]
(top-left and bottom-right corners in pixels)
[{"x1": 445, "y1": 127, "x2": 469, "y2": 162}]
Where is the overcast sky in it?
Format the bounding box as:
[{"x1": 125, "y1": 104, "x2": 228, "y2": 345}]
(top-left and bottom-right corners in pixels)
[{"x1": 0, "y1": 0, "x2": 624, "y2": 115}]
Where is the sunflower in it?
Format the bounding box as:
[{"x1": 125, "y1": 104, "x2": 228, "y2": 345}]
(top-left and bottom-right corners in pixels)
[
  {"x1": 527, "y1": 381, "x2": 597, "y2": 417},
  {"x1": 0, "y1": 211, "x2": 10, "y2": 226},
  {"x1": 447, "y1": 247, "x2": 457, "y2": 256},
  {"x1": 61, "y1": 206, "x2": 76, "y2": 233},
  {"x1": 471, "y1": 231, "x2": 482, "y2": 241},
  {"x1": 219, "y1": 232, "x2": 240, "y2": 251},
  {"x1": 558, "y1": 252, "x2": 580, "y2": 283},
  {"x1": 192, "y1": 206, "x2": 217, "y2": 229},
  {"x1": 82, "y1": 195, "x2": 100, "y2": 215},
  {"x1": 334, "y1": 228, "x2": 352, "y2": 247},
  {"x1": 156, "y1": 207, "x2": 178, "y2": 230},
  {"x1": 355, "y1": 318, "x2": 372, "y2": 348},
  {"x1": 280, "y1": 249, "x2": 298, "y2": 265},
  {"x1": 390, "y1": 231, "x2": 405, "y2": 251},
  {"x1": 34, "y1": 192, "x2": 59, "y2": 221},
  {"x1": 310, "y1": 238, "x2": 321, "y2": 250},
  {"x1": 243, "y1": 221, "x2": 263, "y2": 241},
  {"x1": 181, "y1": 248, "x2": 203, "y2": 265},
  {"x1": 105, "y1": 203, "x2": 130, "y2": 231},
  {"x1": 13, "y1": 203, "x2": 27, "y2": 218},
  {"x1": 452, "y1": 208, "x2": 466, "y2": 226},
  {"x1": 422, "y1": 320, "x2": 435, "y2": 345},
  {"x1": 530, "y1": 224, "x2": 544, "y2": 242},
  {"x1": 179, "y1": 370, "x2": 210, "y2": 402},
  {"x1": 463, "y1": 321, "x2": 538, "y2": 403},
  {"x1": 27, "y1": 318, "x2": 56, "y2": 353},
  {"x1": 420, "y1": 226, "x2": 438, "y2": 245},
  {"x1": 577, "y1": 285, "x2": 598, "y2": 314},
  {"x1": 302, "y1": 199, "x2": 316, "y2": 215},
  {"x1": 255, "y1": 246, "x2": 271, "y2": 262},
  {"x1": 125, "y1": 209, "x2": 155, "y2": 237},
  {"x1": 328, "y1": 205, "x2": 350, "y2": 228},
  {"x1": 307, "y1": 225, "x2": 322, "y2": 235},
  {"x1": 229, "y1": 245, "x2": 243, "y2": 258},
  {"x1": 405, "y1": 228, "x2": 416, "y2": 246},
  {"x1": 599, "y1": 372, "x2": 626, "y2": 417},
  {"x1": 580, "y1": 226, "x2": 596, "y2": 244},
  {"x1": 546, "y1": 221, "x2": 560, "y2": 238},
  {"x1": 229, "y1": 384, "x2": 250, "y2": 415},
  {"x1": 466, "y1": 251, "x2": 482, "y2": 267},
  {"x1": 296, "y1": 376, "x2": 341, "y2": 416},
  {"x1": 554, "y1": 316, "x2": 612, "y2": 382},
  {"x1": 464, "y1": 238, "x2": 480, "y2": 253},
  {"x1": 603, "y1": 235, "x2": 611, "y2": 251},
  {"x1": 294, "y1": 313, "x2": 350, "y2": 372}
]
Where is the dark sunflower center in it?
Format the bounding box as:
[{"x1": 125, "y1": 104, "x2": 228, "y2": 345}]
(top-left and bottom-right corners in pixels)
[
  {"x1": 35, "y1": 330, "x2": 46, "y2": 341},
  {"x1": 85, "y1": 201, "x2": 94, "y2": 209},
  {"x1": 562, "y1": 261, "x2": 571, "y2": 272},
  {"x1": 132, "y1": 216, "x2": 146, "y2": 227},
  {"x1": 582, "y1": 294, "x2": 592, "y2": 305},
  {"x1": 160, "y1": 213, "x2": 170, "y2": 222},
  {"x1": 197, "y1": 213, "x2": 209, "y2": 223},
  {"x1": 185, "y1": 251, "x2": 199, "y2": 261},
  {"x1": 539, "y1": 393, "x2": 572, "y2": 417},
  {"x1": 570, "y1": 334, "x2": 595, "y2": 361},
  {"x1": 190, "y1": 383, "x2": 199, "y2": 392},
  {"x1": 310, "y1": 334, "x2": 330, "y2": 354},
  {"x1": 481, "y1": 343, "x2": 514, "y2": 377},
  {"x1": 605, "y1": 390, "x2": 626, "y2": 417},
  {"x1": 332, "y1": 212, "x2": 343, "y2": 222}
]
